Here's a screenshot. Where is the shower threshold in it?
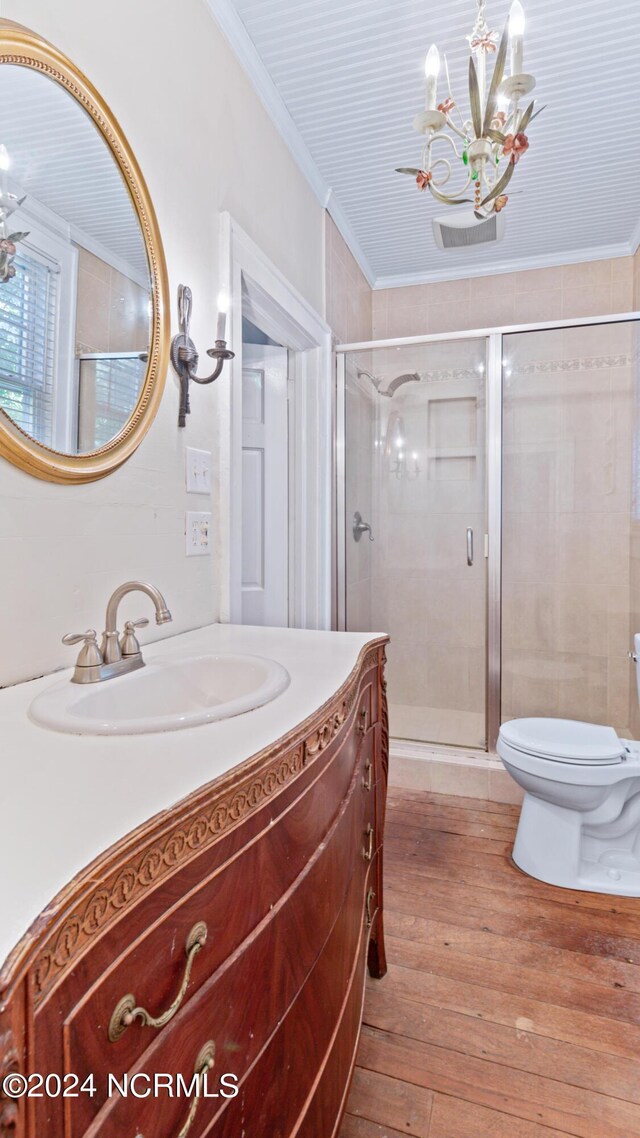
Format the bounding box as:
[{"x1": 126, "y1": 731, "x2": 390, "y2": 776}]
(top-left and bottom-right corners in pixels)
[{"x1": 390, "y1": 703, "x2": 485, "y2": 751}]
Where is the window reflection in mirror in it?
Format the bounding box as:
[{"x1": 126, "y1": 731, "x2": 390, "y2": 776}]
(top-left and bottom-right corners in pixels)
[{"x1": 0, "y1": 63, "x2": 151, "y2": 455}]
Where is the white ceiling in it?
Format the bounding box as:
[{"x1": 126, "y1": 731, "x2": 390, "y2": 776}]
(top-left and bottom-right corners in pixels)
[
  {"x1": 0, "y1": 64, "x2": 148, "y2": 282},
  {"x1": 208, "y1": 0, "x2": 640, "y2": 287}
]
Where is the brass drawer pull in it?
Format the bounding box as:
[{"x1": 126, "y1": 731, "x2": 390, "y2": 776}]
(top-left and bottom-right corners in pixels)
[
  {"x1": 109, "y1": 921, "x2": 207, "y2": 1042},
  {"x1": 177, "y1": 1040, "x2": 215, "y2": 1138},
  {"x1": 366, "y1": 887, "x2": 376, "y2": 928},
  {"x1": 363, "y1": 758, "x2": 372, "y2": 791},
  {"x1": 363, "y1": 823, "x2": 374, "y2": 862},
  {"x1": 356, "y1": 708, "x2": 367, "y2": 735}
]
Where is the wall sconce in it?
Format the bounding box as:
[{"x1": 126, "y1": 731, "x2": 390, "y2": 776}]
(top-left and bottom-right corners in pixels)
[{"x1": 170, "y1": 284, "x2": 235, "y2": 427}]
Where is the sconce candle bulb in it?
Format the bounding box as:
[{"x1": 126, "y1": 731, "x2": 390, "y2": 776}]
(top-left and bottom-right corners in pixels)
[
  {"x1": 170, "y1": 284, "x2": 235, "y2": 427},
  {"x1": 216, "y1": 290, "x2": 229, "y2": 341}
]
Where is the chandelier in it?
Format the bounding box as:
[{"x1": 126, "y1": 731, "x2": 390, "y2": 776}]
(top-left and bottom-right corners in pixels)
[{"x1": 396, "y1": 0, "x2": 542, "y2": 222}]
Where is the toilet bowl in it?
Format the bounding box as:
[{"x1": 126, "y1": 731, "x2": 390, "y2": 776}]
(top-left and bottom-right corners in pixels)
[{"x1": 497, "y1": 716, "x2": 640, "y2": 895}]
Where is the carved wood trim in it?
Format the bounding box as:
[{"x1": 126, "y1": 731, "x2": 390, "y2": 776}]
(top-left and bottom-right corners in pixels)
[
  {"x1": 32, "y1": 745, "x2": 304, "y2": 1000},
  {"x1": 0, "y1": 1029, "x2": 20, "y2": 1136},
  {"x1": 379, "y1": 646, "x2": 389, "y2": 784}
]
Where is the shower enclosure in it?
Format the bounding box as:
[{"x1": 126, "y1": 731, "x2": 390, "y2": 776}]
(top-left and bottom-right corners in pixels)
[{"x1": 336, "y1": 315, "x2": 640, "y2": 752}]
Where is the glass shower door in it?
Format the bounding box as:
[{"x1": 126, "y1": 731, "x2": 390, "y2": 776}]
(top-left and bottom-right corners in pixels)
[{"x1": 340, "y1": 338, "x2": 489, "y2": 749}]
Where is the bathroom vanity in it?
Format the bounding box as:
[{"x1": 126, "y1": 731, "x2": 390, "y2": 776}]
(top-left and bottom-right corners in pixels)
[{"x1": 0, "y1": 624, "x2": 388, "y2": 1138}]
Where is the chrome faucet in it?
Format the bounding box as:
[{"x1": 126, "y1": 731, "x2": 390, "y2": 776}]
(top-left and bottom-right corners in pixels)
[{"x1": 62, "y1": 581, "x2": 172, "y2": 684}]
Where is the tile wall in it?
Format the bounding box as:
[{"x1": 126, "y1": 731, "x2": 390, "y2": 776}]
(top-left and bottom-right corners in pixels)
[
  {"x1": 75, "y1": 247, "x2": 149, "y2": 355},
  {"x1": 502, "y1": 321, "x2": 637, "y2": 734},
  {"x1": 325, "y1": 216, "x2": 372, "y2": 344},
  {"x1": 372, "y1": 257, "x2": 635, "y2": 340}
]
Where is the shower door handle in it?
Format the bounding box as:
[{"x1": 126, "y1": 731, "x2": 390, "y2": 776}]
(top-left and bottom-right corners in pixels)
[
  {"x1": 353, "y1": 512, "x2": 374, "y2": 543},
  {"x1": 466, "y1": 527, "x2": 474, "y2": 567}
]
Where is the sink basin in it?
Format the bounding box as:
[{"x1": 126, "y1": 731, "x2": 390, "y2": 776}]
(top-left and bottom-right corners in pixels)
[{"x1": 29, "y1": 653, "x2": 291, "y2": 735}]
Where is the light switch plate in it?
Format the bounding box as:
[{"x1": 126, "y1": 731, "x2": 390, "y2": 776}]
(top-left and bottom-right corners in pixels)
[
  {"x1": 185, "y1": 447, "x2": 212, "y2": 493},
  {"x1": 185, "y1": 511, "x2": 212, "y2": 556}
]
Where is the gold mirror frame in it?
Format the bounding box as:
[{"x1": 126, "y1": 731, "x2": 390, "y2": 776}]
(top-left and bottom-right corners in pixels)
[{"x1": 0, "y1": 20, "x2": 169, "y2": 483}]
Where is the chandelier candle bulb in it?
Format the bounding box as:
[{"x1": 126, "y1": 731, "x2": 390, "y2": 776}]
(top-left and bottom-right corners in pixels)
[
  {"x1": 509, "y1": 0, "x2": 525, "y2": 75},
  {"x1": 216, "y1": 290, "x2": 229, "y2": 342},
  {"x1": 424, "y1": 44, "x2": 440, "y2": 110}
]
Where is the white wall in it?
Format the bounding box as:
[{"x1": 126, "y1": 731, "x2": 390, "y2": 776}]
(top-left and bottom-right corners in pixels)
[{"x1": 0, "y1": 0, "x2": 325, "y2": 685}]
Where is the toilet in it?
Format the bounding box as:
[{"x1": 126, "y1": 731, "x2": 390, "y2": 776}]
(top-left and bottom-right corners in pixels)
[{"x1": 497, "y1": 639, "x2": 640, "y2": 896}]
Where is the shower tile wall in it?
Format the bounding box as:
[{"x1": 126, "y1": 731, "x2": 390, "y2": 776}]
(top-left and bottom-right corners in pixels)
[
  {"x1": 502, "y1": 322, "x2": 637, "y2": 734},
  {"x1": 325, "y1": 215, "x2": 372, "y2": 345},
  {"x1": 372, "y1": 257, "x2": 635, "y2": 340}
]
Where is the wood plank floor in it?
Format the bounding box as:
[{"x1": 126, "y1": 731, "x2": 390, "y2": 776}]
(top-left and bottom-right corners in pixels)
[{"x1": 340, "y1": 788, "x2": 640, "y2": 1138}]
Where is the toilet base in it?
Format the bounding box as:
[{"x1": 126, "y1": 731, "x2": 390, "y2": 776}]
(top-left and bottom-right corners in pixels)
[{"x1": 513, "y1": 791, "x2": 640, "y2": 897}]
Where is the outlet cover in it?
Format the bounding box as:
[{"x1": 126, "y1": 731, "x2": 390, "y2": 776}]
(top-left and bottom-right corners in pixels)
[
  {"x1": 185, "y1": 511, "x2": 212, "y2": 556},
  {"x1": 185, "y1": 447, "x2": 212, "y2": 493}
]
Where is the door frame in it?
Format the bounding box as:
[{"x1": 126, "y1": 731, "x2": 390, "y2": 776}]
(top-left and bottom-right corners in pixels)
[
  {"x1": 335, "y1": 311, "x2": 640, "y2": 752},
  {"x1": 219, "y1": 212, "x2": 333, "y2": 629}
]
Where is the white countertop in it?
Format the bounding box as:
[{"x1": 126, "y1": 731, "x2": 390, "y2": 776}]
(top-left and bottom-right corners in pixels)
[{"x1": 0, "y1": 623, "x2": 383, "y2": 972}]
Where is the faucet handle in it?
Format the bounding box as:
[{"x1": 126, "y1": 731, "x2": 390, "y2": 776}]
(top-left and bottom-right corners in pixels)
[
  {"x1": 62, "y1": 629, "x2": 103, "y2": 668},
  {"x1": 120, "y1": 618, "x2": 149, "y2": 658}
]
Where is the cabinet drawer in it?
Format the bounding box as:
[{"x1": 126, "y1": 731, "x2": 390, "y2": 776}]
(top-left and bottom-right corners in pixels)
[
  {"x1": 45, "y1": 732, "x2": 372, "y2": 1138},
  {"x1": 206, "y1": 860, "x2": 375, "y2": 1138}
]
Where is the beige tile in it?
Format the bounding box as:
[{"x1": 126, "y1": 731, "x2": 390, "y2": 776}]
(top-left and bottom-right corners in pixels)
[
  {"x1": 386, "y1": 284, "x2": 430, "y2": 314},
  {"x1": 426, "y1": 302, "x2": 475, "y2": 334},
  {"x1": 488, "y1": 767, "x2": 524, "y2": 804},
  {"x1": 464, "y1": 292, "x2": 516, "y2": 330},
  {"x1": 550, "y1": 583, "x2": 609, "y2": 656},
  {"x1": 514, "y1": 266, "x2": 564, "y2": 294},
  {"x1": 608, "y1": 586, "x2": 632, "y2": 658},
  {"x1": 387, "y1": 755, "x2": 432, "y2": 791},
  {"x1": 429, "y1": 760, "x2": 489, "y2": 798},
  {"x1": 608, "y1": 656, "x2": 633, "y2": 734},
  {"x1": 514, "y1": 290, "x2": 563, "y2": 324},
  {"x1": 76, "y1": 269, "x2": 110, "y2": 351},
  {"x1": 561, "y1": 285, "x2": 614, "y2": 319},
  {"x1": 611, "y1": 282, "x2": 633, "y2": 314},
  {"x1": 385, "y1": 304, "x2": 429, "y2": 338},
  {"x1": 562, "y1": 260, "x2": 612, "y2": 291},
  {"x1": 612, "y1": 256, "x2": 634, "y2": 284},
  {"x1": 76, "y1": 245, "x2": 111, "y2": 283}
]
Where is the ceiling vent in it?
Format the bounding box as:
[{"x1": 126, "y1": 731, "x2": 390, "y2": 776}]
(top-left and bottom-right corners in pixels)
[{"x1": 433, "y1": 209, "x2": 505, "y2": 251}]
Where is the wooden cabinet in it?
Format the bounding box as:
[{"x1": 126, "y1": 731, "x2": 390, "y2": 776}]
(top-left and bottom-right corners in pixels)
[{"x1": 0, "y1": 642, "x2": 388, "y2": 1138}]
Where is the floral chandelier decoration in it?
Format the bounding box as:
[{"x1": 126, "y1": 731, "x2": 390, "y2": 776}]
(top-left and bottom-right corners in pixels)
[
  {"x1": 396, "y1": 0, "x2": 543, "y2": 221},
  {"x1": 0, "y1": 145, "x2": 29, "y2": 285}
]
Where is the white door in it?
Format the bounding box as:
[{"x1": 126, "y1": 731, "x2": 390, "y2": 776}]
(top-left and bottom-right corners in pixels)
[{"x1": 241, "y1": 343, "x2": 289, "y2": 626}]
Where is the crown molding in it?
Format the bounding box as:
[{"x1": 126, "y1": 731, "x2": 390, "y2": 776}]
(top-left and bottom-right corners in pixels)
[
  {"x1": 373, "y1": 240, "x2": 635, "y2": 290},
  {"x1": 204, "y1": 0, "x2": 376, "y2": 287}
]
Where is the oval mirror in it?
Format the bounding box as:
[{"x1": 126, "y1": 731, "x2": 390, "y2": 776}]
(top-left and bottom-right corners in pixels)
[{"x1": 0, "y1": 21, "x2": 168, "y2": 482}]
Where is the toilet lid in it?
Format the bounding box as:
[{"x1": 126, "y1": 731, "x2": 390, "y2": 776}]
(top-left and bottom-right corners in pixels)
[{"x1": 499, "y1": 718, "x2": 625, "y2": 764}]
